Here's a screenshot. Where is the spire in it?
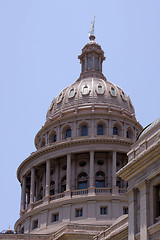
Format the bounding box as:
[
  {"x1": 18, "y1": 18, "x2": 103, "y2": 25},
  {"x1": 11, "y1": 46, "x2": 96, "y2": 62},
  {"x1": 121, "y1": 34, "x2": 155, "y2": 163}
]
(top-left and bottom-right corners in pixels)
[{"x1": 88, "y1": 15, "x2": 96, "y2": 41}]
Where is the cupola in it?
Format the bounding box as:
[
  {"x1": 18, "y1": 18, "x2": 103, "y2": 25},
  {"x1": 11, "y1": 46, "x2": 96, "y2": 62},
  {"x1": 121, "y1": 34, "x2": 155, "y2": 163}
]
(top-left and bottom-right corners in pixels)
[{"x1": 78, "y1": 16, "x2": 106, "y2": 79}]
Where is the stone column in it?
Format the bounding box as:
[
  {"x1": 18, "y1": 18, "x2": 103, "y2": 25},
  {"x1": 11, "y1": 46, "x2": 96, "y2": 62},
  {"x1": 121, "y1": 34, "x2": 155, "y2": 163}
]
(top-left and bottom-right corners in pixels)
[
  {"x1": 71, "y1": 155, "x2": 76, "y2": 190},
  {"x1": 30, "y1": 168, "x2": 35, "y2": 205},
  {"x1": 66, "y1": 153, "x2": 71, "y2": 191},
  {"x1": 45, "y1": 160, "x2": 50, "y2": 200},
  {"x1": 128, "y1": 189, "x2": 136, "y2": 240},
  {"x1": 85, "y1": 54, "x2": 87, "y2": 71},
  {"x1": 89, "y1": 151, "x2": 95, "y2": 195},
  {"x1": 21, "y1": 175, "x2": 26, "y2": 212},
  {"x1": 112, "y1": 151, "x2": 118, "y2": 194},
  {"x1": 99, "y1": 56, "x2": 102, "y2": 71},
  {"x1": 139, "y1": 182, "x2": 149, "y2": 240},
  {"x1": 55, "y1": 163, "x2": 59, "y2": 194}
]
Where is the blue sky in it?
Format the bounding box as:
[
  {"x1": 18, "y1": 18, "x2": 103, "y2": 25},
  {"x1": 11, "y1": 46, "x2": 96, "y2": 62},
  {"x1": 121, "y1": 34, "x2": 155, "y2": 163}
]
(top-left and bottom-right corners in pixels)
[{"x1": 0, "y1": 0, "x2": 159, "y2": 231}]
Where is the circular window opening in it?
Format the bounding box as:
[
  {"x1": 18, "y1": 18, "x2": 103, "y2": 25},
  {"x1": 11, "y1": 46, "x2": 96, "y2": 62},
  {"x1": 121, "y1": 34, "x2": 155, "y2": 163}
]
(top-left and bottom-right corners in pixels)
[
  {"x1": 62, "y1": 164, "x2": 67, "y2": 170},
  {"x1": 79, "y1": 161, "x2": 86, "y2": 167},
  {"x1": 97, "y1": 160, "x2": 104, "y2": 165}
]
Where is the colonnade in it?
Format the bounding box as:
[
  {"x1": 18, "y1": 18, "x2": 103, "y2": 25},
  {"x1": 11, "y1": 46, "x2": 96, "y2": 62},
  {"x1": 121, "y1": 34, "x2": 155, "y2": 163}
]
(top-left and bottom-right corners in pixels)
[{"x1": 21, "y1": 151, "x2": 123, "y2": 212}]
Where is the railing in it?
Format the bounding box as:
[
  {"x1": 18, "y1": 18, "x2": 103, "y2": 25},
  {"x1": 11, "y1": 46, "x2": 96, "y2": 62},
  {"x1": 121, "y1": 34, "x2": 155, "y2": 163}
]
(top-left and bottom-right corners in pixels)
[
  {"x1": 71, "y1": 189, "x2": 88, "y2": 196},
  {"x1": 50, "y1": 192, "x2": 65, "y2": 201},
  {"x1": 33, "y1": 199, "x2": 43, "y2": 208},
  {"x1": 95, "y1": 187, "x2": 112, "y2": 194}
]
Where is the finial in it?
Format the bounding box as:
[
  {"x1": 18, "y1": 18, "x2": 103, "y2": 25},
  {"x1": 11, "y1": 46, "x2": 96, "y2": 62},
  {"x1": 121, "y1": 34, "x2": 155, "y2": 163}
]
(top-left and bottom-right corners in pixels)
[{"x1": 88, "y1": 15, "x2": 96, "y2": 40}]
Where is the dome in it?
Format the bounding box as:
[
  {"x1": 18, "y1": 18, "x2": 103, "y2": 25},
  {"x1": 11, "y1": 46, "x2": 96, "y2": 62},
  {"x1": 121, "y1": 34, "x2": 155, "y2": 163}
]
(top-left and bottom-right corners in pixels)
[
  {"x1": 46, "y1": 78, "x2": 135, "y2": 122},
  {"x1": 137, "y1": 117, "x2": 160, "y2": 140},
  {"x1": 46, "y1": 37, "x2": 135, "y2": 125}
]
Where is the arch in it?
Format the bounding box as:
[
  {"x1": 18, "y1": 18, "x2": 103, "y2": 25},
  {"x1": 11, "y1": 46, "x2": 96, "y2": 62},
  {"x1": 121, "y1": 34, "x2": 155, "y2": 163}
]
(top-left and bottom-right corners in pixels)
[
  {"x1": 48, "y1": 129, "x2": 57, "y2": 143},
  {"x1": 97, "y1": 124, "x2": 104, "y2": 135},
  {"x1": 126, "y1": 126, "x2": 133, "y2": 139},
  {"x1": 112, "y1": 122, "x2": 122, "y2": 136},
  {"x1": 61, "y1": 176, "x2": 66, "y2": 192},
  {"x1": 95, "y1": 171, "x2": 105, "y2": 188},
  {"x1": 62, "y1": 125, "x2": 72, "y2": 139},
  {"x1": 79, "y1": 122, "x2": 89, "y2": 137},
  {"x1": 77, "y1": 172, "x2": 88, "y2": 189}
]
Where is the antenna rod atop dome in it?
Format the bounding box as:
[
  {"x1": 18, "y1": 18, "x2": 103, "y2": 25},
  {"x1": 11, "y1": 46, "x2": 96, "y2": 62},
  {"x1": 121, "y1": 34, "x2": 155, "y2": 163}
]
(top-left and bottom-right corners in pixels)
[{"x1": 88, "y1": 15, "x2": 96, "y2": 41}]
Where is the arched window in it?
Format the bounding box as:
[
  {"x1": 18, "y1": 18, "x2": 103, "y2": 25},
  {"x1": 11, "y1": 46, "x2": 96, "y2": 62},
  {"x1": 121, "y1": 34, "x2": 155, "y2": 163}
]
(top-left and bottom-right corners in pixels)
[
  {"x1": 49, "y1": 132, "x2": 57, "y2": 143},
  {"x1": 113, "y1": 126, "x2": 118, "y2": 135},
  {"x1": 50, "y1": 180, "x2": 55, "y2": 196},
  {"x1": 97, "y1": 125, "x2": 104, "y2": 135},
  {"x1": 61, "y1": 176, "x2": 66, "y2": 192},
  {"x1": 95, "y1": 171, "x2": 105, "y2": 188},
  {"x1": 126, "y1": 128, "x2": 133, "y2": 139},
  {"x1": 81, "y1": 125, "x2": 88, "y2": 136},
  {"x1": 65, "y1": 128, "x2": 71, "y2": 139},
  {"x1": 88, "y1": 57, "x2": 92, "y2": 69},
  {"x1": 77, "y1": 172, "x2": 88, "y2": 189},
  {"x1": 95, "y1": 57, "x2": 98, "y2": 70}
]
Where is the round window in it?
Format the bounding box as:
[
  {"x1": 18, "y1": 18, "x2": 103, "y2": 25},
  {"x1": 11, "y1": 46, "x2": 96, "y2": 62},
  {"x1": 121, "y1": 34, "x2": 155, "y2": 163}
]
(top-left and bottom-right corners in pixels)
[
  {"x1": 97, "y1": 160, "x2": 104, "y2": 165},
  {"x1": 79, "y1": 161, "x2": 87, "y2": 167}
]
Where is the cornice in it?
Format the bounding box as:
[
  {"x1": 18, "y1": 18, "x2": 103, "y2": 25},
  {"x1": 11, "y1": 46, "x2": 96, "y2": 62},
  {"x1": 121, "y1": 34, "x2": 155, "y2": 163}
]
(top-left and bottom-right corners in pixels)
[{"x1": 117, "y1": 139, "x2": 160, "y2": 181}]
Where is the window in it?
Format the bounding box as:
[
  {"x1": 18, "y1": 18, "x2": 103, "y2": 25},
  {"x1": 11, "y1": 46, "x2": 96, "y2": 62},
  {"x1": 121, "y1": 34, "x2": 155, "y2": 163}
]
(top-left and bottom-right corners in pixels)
[
  {"x1": 83, "y1": 85, "x2": 89, "y2": 95},
  {"x1": 69, "y1": 88, "x2": 75, "y2": 98},
  {"x1": 53, "y1": 134, "x2": 57, "y2": 142},
  {"x1": 121, "y1": 91, "x2": 126, "y2": 100},
  {"x1": 97, "y1": 85, "x2": 103, "y2": 94},
  {"x1": 65, "y1": 128, "x2": 71, "y2": 139},
  {"x1": 123, "y1": 207, "x2": 128, "y2": 214},
  {"x1": 100, "y1": 207, "x2": 107, "y2": 215},
  {"x1": 52, "y1": 213, "x2": 59, "y2": 222},
  {"x1": 95, "y1": 57, "x2": 98, "y2": 70},
  {"x1": 81, "y1": 125, "x2": 88, "y2": 136},
  {"x1": 113, "y1": 126, "x2": 118, "y2": 135},
  {"x1": 75, "y1": 208, "x2": 83, "y2": 217},
  {"x1": 88, "y1": 57, "x2": 92, "y2": 69},
  {"x1": 156, "y1": 184, "x2": 160, "y2": 218},
  {"x1": 32, "y1": 220, "x2": 38, "y2": 229},
  {"x1": 58, "y1": 93, "x2": 63, "y2": 103},
  {"x1": 97, "y1": 160, "x2": 104, "y2": 165},
  {"x1": 78, "y1": 172, "x2": 88, "y2": 189},
  {"x1": 126, "y1": 129, "x2": 132, "y2": 139},
  {"x1": 79, "y1": 161, "x2": 86, "y2": 167},
  {"x1": 110, "y1": 86, "x2": 116, "y2": 96},
  {"x1": 97, "y1": 125, "x2": 104, "y2": 135},
  {"x1": 95, "y1": 171, "x2": 105, "y2": 188}
]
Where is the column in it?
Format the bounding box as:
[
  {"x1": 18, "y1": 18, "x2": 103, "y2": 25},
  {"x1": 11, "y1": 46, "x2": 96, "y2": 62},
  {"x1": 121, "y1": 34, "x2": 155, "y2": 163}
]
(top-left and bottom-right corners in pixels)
[
  {"x1": 30, "y1": 168, "x2": 35, "y2": 205},
  {"x1": 66, "y1": 153, "x2": 71, "y2": 191},
  {"x1": 45, "y1": 160, "x2": 50, "y2": 197},
  {"x1": 85, "y1": 54, "x2": 87, "y2": 71},
  {"x1": 71, "y1": 156, "x2": 76, "y2": 190},
  {"x1": 55, "y1": 163, "x2": 59, "y2": 194},
  {"x1": 128, "y1": 189, "x2": 136, "y2": 240},
  {"x1": 21, "y1": 175, "x2": 26, "y2": 212},
  {"x1": 89, "y1": 151, "x2": 94, "y2": 187},
  {"x1": 139, "y1": 182, "x2": 149, "y2": 240},
  {"x1": 92, "y1": 55, "x2": 95, "y2": 69},
  {"x1": 112, "y1": 151, "x2": 118, "y2": 194}
]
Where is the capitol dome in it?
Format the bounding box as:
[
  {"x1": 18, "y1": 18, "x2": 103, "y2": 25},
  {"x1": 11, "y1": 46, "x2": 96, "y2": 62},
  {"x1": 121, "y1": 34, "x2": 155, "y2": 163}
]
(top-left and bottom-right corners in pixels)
[{"x1": 15, "y1": 33, "x2": 142, "y2": 236}]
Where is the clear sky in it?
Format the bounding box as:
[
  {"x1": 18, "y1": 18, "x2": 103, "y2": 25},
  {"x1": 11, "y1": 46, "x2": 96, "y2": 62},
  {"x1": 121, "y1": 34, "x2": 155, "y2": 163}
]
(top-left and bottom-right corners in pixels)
[{"x1": 0, "y1": 0, "x2": 159, "y2": 231}]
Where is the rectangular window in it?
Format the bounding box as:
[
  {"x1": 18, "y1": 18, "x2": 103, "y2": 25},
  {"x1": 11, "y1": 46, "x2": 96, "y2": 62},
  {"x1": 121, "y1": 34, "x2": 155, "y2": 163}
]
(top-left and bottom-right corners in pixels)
[
  {"x1": 100, "y1": 206, "x2": 107, "y2": 215},
  {"x1": 52, "y1": 213, "x2": 59, "y2": 222},
  {"x1": 75, "y1": 208, "x2": 83, "y2": 217},
  {"x1": 156, "y1": 184, "x2": 160, "y2": 218},
  {"x1": 123, "y1": 207, "x2": 128, "y2": 214},
  {"x1": 32, "y1": 219, "x2": 38, "y2": 229}
]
